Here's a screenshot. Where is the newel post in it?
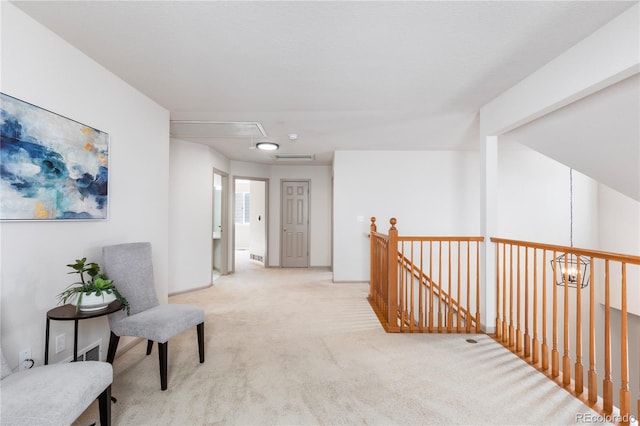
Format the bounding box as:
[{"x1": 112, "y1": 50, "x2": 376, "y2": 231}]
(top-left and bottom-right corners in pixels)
[
  {"x1": 369, "y1": 217, "x2": 377, "y2": 299},
  {"x1": 387, "y1": 218, "x2": 399, "y2": 331}
]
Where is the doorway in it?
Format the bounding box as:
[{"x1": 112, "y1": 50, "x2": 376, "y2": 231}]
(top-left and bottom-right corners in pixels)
[
  {"x1": 212, "y1": 170, "x2": 229, "y2": 280},
  {"x1": 280, "y1": 180, "x2": 310, "y2": 268},
  {"x1": 233, "y1": 177, "x2": 268, "y2": 272}
]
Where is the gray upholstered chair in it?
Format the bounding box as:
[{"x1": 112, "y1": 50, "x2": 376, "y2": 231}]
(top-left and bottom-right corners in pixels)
[
  {"x1": 0, "y1": 346, "x2": 112, "y2": 425},
  {"x1": 102, "y1": 242, "x2": 204, "y2": 391}
]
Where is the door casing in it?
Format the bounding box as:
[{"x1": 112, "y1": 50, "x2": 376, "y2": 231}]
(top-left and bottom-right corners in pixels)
[{"x1": 212, "y1": 169, "x2": 229, "y2": 276}]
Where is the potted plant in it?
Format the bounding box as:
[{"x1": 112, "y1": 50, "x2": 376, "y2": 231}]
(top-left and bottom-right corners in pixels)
[{"x1": 58, "y1": 257, "x2": 129, "y2": 314}]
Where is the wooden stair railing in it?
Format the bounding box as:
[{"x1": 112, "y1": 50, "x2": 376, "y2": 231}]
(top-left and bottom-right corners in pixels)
[
  {"x1": 492, "y1": 237, "x2": 639, "y2": 425},
  {"x1": 369, "y1": 217, "x2": 483, "y2": 334},
  {"x1": 398, "y1": 253, "x2": 480, "y2": 333}
]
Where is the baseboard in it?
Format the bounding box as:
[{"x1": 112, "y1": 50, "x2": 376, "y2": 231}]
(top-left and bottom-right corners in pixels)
[{"x1": 169, "y1": 283, "x2": 212, "y2": 297}]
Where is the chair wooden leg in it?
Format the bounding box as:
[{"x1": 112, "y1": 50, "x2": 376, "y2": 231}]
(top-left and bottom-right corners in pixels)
[
  {"x1": 98, "y1": 385, "x2": 112, "y2": 426},
  {"x1": 197, "y1": 322, "x2": 205, "y2": 363},
  {"x1": 146, "y1": 340, "x2": 154, "y2": 355},
  {"x1": 106, "y1": 332, "x2": 120, "y2": 364},
  {"x1": 158, "y1": 342, "x2": 168, "y2": 391}
]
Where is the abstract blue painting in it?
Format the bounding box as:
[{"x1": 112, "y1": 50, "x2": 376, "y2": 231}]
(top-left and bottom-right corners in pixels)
[{"x1": 0, "y1": 93, "x2": 109, "y2": 220}]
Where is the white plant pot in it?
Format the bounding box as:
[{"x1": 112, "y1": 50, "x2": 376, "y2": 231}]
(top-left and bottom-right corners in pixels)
[{"x1": 77, "y1": 291, "x2": 116, "y2": 312}]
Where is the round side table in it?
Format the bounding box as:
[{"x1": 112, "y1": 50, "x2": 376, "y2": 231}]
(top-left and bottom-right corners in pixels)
[{"x1": 44, "y1": 300, "x2": 123, "y2": 365}]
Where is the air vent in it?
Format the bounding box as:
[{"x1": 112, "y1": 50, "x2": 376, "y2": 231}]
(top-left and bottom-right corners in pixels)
[
  {"x1": 273, "y1": 154, "x2": 315, "y2": 161},
  {"x1": 170, "y1": 121, "x2": 267, "y2": 138}
]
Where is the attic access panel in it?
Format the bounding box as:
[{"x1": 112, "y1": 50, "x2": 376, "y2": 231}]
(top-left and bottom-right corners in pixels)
[{"x1": 170, "y1": 121, "x2": 267, "y2": 138}]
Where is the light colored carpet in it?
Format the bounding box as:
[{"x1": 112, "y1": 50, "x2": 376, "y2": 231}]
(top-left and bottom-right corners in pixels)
[{"x1": 75, "y1": 253, "x2": 607, "y2": 425}]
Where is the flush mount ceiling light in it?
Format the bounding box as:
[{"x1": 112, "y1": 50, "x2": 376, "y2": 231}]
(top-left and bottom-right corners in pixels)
[{"x1": 256, "y1": 142, "x2": 279, "y2": 151}]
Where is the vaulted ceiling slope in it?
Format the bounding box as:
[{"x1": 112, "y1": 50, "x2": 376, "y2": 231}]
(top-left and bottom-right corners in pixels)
[
  {"x1": 11, "y1": 1, "x2": 637, "y2": 167},
  {"x1": 504, "y1": 74, "x2": 640, "y2": 202}
]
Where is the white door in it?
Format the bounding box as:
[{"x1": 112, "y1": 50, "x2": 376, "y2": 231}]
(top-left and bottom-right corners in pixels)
[{"x1": 281, "y1": 180, "x2": 309, "y2": 268}]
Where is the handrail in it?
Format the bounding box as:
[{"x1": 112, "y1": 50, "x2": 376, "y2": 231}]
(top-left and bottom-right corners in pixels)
[
  {"x1": 491, "y1": 237, "x2": 640, "y2": 265},
  {"x1": 491, "y1": 237, "x2": 639, "y2": 425}
]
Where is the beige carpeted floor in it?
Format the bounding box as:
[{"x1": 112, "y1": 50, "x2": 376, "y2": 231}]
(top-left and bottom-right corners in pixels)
[{"x1": 75, "y1": 251, "x2": 607, "y2": 425}]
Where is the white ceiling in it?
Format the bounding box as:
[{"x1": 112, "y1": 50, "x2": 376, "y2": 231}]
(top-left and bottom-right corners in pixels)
[{"x1": 11, "y1": 1, "x2": 637, "y2": 165}]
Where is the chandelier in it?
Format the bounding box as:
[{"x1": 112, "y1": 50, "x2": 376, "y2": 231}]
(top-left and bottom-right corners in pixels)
[{"x1": 551, "y1": 168, "x2": 590, "y2": 288}]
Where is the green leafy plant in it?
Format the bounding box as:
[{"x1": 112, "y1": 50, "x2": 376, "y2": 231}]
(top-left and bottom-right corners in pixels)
[{"x1": 58, "y1": 257, "x2": 130, "y2": 315}]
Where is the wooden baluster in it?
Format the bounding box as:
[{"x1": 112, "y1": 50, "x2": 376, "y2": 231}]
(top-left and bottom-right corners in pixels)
[
  {"x1": 409, "y1": 242, "x2": 415, "y2": 331},
  {"x1": 562, "y1": 252, "x2": 571, "y2": 387},
  {"x1": 552, "y1": 250, "x2": 559, "y2": 378},
  {"x1": 588, "y1": 257, "x2": 597, "y2": 403},
  {"x1": 619, "y1": 262, "x2": 630, "y2": 422},
  {"x1": 398, "y1": 244, "x2": 402, "y2": 326},
  {"x1": 495, "y1": 242, "x2": 502, "y2": 338},
  {"x1": 466, "y1": 241, "x2": 471, "y2": 333},
  {"x1": 475, "y1": 240, "x2": 480, "y2": 333},
  {"x1": 409, "y1": 243, "x2": 413, "y2": 328},
  {"x1": 603, "y1": 259, "x2": 612, "y2": 413},
  {"x1": 457, "y1": 241, "x2": 461, "y2": 332},
  {"x1": 438, "y1": 241, "x2": 442, "y2": 333},
  {"x1": 516, "y1": 245, "x2": 522, "y2": 353},
  {"x1": 370, "y1": 217, "x2": 377, "y2": 301},
  {"x1": 402, "y1": 242, "x2": 407, "y2": 330},
  {"x1": 383, "y1": 238, "x2": 389, "y2": 316},
  {"x1": 447, "y1": 241, "x2": 453, "y2": 333},
  {"x1": 378, "y1": 236, "x2": 383, "y2": 308},
  {"x1": 387, "y1": 218, "x2": 399, "y2": 332},
  {"x1": 574, "y1": 254, "x2": 583, "y2": 395},
  {"x1": 503, "y1": 243, "x2": 508, "y2": 343},
  {"x1": 541, "y1": 250, "x2": 549, "y2": 372},
  {"x1": 429, "y1": 241, "x2": 434, "y2": 332},
  {"x1": 418, "y1": 242, "x2": 424, "y2": 331},
  {"x1": 532, "y1": 248, "x2": 539, "y2": 365},
  {"x1": 381, "y1": 238, "x2": 387, "y2": 311},
  {"x1": 376, "y1": 237, "x2": 381, "y2": 313},
  {"x1": 524, "y1": 247, "x2": 530, "y2": 358},
  {"x1": 509, "y1": 244, "x2": 514, "y2": 347},
  {"x1": 377, "y1": 238, "x2": 382, "y2": 308}
]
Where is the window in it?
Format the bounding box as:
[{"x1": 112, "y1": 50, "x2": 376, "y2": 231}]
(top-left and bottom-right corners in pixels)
[{"x1": 235, "y1": 192, "x2": 250, "y2": 224}]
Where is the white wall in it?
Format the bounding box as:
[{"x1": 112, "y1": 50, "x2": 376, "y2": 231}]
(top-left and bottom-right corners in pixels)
[
  {"x1": 169, "y1": 139, "x2": 230, "y2": 293},
  {"x1": 333, "y1": 150, "x2": 480, "y2": 282},
  {"x1": 1, "y1": 3, "x2": 170, "y2": 367},
  {"x1": 598, "y1": 184, "x2": 640, "y2": 315},
  {"x1": 497, "y1": 142, "x2": 599, "y2": 248},
  {"x1": 170, "y1": 140, "x2": 223, "y2": 292}
]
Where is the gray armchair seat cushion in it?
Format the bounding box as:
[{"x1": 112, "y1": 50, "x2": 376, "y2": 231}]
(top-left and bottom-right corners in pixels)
[
  {"x1": 0, "y1": 360, "x2": 112, "y2": 425},
  {"x1": 110, "y1": 303, "x2": 204, "y2": 343}
]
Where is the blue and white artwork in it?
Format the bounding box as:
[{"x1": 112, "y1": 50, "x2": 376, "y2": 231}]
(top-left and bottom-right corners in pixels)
[{"x1": 0, "y1": 93, "x2": 109, "y2": 220}]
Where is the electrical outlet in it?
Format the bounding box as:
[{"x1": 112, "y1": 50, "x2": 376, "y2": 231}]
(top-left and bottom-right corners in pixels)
[
  {"x1": 19, "y1": 349, "x2": 31, "y2": 371},
  {"x1": 55, "y1": 334, "x2": 65, "y2": 354}
]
